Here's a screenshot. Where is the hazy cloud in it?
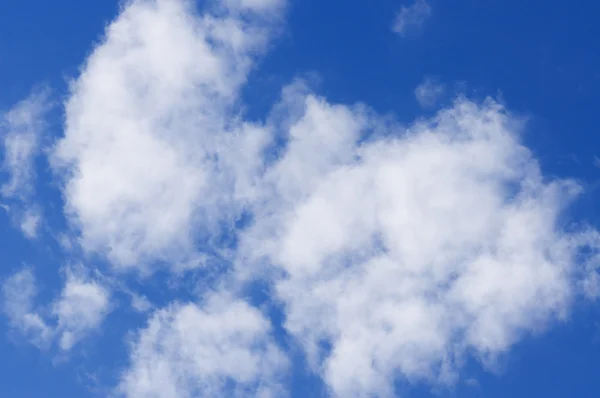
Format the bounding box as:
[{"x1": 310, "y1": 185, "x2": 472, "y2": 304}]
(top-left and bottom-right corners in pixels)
[{"x1": 393, "y1": 0, "x2": 432, "y2": 37}]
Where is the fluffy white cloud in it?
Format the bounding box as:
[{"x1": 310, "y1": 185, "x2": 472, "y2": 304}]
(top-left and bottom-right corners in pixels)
[
  {"x1": 238, "y1": 92, "x2": 596, "y2": 397},
  {"x1": 118, "y1": 292, "x2": 287, "y2": 398},
  {"x1": 52, "y1": 0, "x2": 281, "y2": 270},
  {"x1": 415, "y1": 77, "x2": 445, "y2": 108},
  {"x1": 1, "y1": 267, "x2": 110, "y2": 351},
  {"x1": 393, "y1": 0, "x2": 432, "y2": 37}
]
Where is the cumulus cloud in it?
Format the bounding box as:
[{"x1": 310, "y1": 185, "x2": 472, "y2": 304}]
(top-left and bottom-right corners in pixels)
[
  {"x1": 1, "y1": 267, "x2": 110, "y2": 351},
  {"x1": 118, "y1": 292, "x2": 287, "y2": 398},
  {"x1": 52, "y1": 0, "x2": 282, "y2": 271},
  {"x1": 393, "y1": 0, "x2": 432, "y2": 37},
  {"x1": 237, "y1": 91, "x2": 597, "y2": 396},
  {"x1": 415, "y1": 77, "x2": 445, "y2": 108}
]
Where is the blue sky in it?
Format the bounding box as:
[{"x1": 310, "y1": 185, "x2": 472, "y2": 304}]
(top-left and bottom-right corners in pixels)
[{"x1": 1, "y1": 0, "x2": 600, "y2": 397}]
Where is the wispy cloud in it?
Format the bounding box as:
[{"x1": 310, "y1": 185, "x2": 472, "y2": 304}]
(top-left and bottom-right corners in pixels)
[
  {"x1": 415, "y1": 76, "x2": 445, "y2": 108},
  {"x1": 1, "y1": 88, "x2": 50, "y2": 199},
  {"x1": 1, "y1": 89, "x2": 50, "y2": 239},
  {"x1": 129, "y1": 293, "x2": 152, "y2": 313},
  {"x1": 1, "y1": 267, "x2": 52, "y2": 347},
  {"x1": 1, "y1": 266, "x2": 111, "y2": 352},
  {"x1": 52, "y1": 270, "x2": 111, "y2": 351},
  {"x1": 393, "y1": 0, "x2": 432, "y2": 37},
  {"x1": 19, "y1": 208, "x2": 41, "y2": 239}
]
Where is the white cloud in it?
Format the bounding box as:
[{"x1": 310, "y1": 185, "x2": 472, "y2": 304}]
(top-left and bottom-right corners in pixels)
[
  {"x1": 19, "y1": 208, "x2": 41, "y2": 239},
  {"x1": 225, "y1": 0, "x2": 285, "y2": 12},
  {"x1": 52, "y1": 0, "x2": 281, "y2": 271},
  {"x1": 1, "y1": 88, "x2": 49, "y2": 198},
  {"x1": 1, "y1": 268, "x2": 52, "y2": 347},
  {"x1": 573, "y1": 230, "x2": 600, "y2": 299},
  {"x1": 415, "y1": 77, "x2": 445, "y2": 108},
  {"x1": 1, "y1": 90, "x2": 50, "y2": 239},
  {"x1": 1, "y1": 267, "x2": 110, "y2": 351},
  {"x1": 129, "y1": 293, "x2": 153, "y2": 313},
  {"x1": 118, "y1": 292, "x2": 287, "y2": 398},
  {"x1": 52, "y1": 271, "x2": 111, "y2": 351},
  {"x1": 393, "y1": 0, "x2": 432, "y2": 37},
  {"x1": 238, "y1": 92, "x2": 596, "y2": 396}
]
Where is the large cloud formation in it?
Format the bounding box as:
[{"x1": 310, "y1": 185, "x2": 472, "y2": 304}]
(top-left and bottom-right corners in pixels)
[
  {"x1": 1, "y1": 0, "x2": 598, "y2": 397},
  {"x1": 241, "y1": 94, "x2": 586, "y2": 396}
]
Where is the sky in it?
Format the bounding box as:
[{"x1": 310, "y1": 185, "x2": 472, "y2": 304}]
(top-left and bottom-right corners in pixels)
[{"x1": 1, "y1": 0, "x2": 600, "y2": 397}]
